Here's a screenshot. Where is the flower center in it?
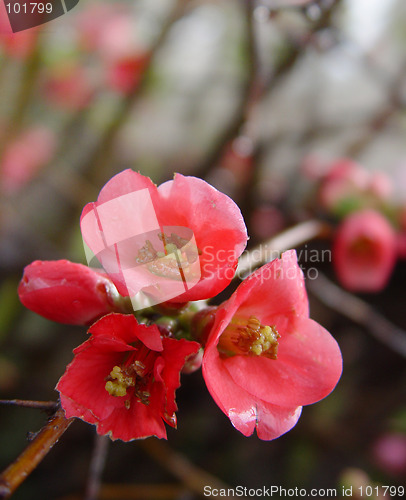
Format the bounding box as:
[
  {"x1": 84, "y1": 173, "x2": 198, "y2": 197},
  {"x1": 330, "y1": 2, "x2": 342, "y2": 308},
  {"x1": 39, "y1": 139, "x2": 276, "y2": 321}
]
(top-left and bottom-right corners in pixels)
[
  {"x1": 135, "y1": 231, "x2": 200, "y2": 281},
  {"x1": 105, "y1": 346, "x2": 155, "y2": 407},
  {"x1": 217, "y1": 316, "x2": 280, "y2": 359}
]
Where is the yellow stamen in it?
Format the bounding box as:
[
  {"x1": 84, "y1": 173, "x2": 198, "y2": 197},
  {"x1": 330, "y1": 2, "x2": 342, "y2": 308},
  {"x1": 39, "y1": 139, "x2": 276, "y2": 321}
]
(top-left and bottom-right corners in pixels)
[
  {"x1": 218, "y1": 316, "x2": 280, "y2": 359},
  {"x1": 104, "y1": 365, "x2": 135, "y2": 398}
]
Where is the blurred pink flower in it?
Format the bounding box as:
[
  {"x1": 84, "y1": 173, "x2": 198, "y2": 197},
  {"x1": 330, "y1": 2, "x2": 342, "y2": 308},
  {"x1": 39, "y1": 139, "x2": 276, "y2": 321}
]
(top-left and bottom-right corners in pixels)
[
  {"x1": 333, "y1": 209, "x2": 397, "y2": 292},
  {"x1": 372, "y1": 433, "x2": 406, "y2": 477},
  {"x1": 76, "y1": 5, "x2": 148, "y2": 95},
  {"x1": 368, "y1": 171, "x2": 393, "y2": 201},
  {"x1": 202, "y1": 251, "x2": 342, "y2": 440},
  {"x1": 250, "y1": 205, "x2": 285, "y2": 240},
  {"x1": 318, "y1": 158, "x2": 369, "y2": 214},
  {"x1": 106, "y1": 54, "x2": 149, "y2": 95},
  {"x1": 0, "y1": 126, "x2": 55, "y2": 193},
  {"x1": 0, "y1": 3, "x2": 38, "y2": 58},
  {"x1": 316, "y1": 158, "x2": 393, "y2": 217},
  {"x1": 43, "y1": 64, "x2": 94, "y2": 111}
]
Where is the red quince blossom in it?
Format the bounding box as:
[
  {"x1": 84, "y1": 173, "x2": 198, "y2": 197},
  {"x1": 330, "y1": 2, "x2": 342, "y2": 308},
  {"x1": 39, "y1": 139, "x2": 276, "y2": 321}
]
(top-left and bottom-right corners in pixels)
[
  {"x1": 202, "y1": 250, "x2": 342, "y2": 440},
  {"x1": 80, "y1": 170, "x2": 248, "y2": 306},
  {"x1": 18, "y1": 260, "x2": 120, "y2": 325},
  {"x1": 56, "y1": 314, "x2": 200, "y2": 441},
  {"x1": 333, "y1": 209, "x2": 397, "y2": 292}
]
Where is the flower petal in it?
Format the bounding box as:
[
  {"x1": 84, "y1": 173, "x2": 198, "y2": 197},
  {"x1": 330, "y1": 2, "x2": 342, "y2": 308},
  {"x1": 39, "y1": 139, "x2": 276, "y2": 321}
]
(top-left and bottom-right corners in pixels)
[
  {"x1": 254, "y1": 402, "x2": 302, "y2": 441},
  {"x1": 57, "y1": 339, "x2": 127, "y2": 421},
  {"x1": 203, "y1": 341, "x2": 302, "y2": 439},
  {"x1": 97, "y1": 398, "x2": 167, "y2": 441},
  {"x1": 161, "y1": 337, "x2": 201, "y2": 418},
  {"x1": 223, "y1": 316, "x2": 342, "y2": 407},
  {"x1": 157, "y1": 174, "x2": 248, "y2": 302},
  {"x1": 235, "y1": 250, "x2": 309, "y2": 323}
]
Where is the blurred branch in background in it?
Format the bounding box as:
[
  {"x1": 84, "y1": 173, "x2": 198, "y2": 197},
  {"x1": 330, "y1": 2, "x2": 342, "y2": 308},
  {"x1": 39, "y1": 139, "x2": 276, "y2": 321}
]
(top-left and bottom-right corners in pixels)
[
  {"x1": 0, "y1": 0, "x2": 406, "y2": 498},
  {"x1": 308, "y1": 271, "x2": 406, "y2": 358}
]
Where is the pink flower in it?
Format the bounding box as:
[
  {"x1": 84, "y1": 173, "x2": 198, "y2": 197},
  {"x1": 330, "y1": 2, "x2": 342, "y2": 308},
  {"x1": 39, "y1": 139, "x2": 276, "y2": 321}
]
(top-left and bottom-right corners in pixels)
[
  {"x1": 0, "y1": 126, "x2": 55, "y2": 194},
  {"x1": 318, "y1": 159, "x2": 370, "y2": 215},
  {"x1": 0, "y1": 3, "x2": 38, "y2": 58},
  {"x1": 80, "y1": 170, "x2": 248, "y2": 306},
  {"x1": 333, "y1": 209, "x2": 397, "y2": 292},
  {"x1": 371, "y1": 433, "x2": 406, "y2": 477},
  {"x1": 76, "y1": 3, "x2": 118, "y2": 52},
  {"x1": 201, "y1": 251, "x2": 342, "y2": 440},
  {"x1": 316, "y1": 158, "x2": 393, "y2": 217},
  {"x1": 56, "y1": 314, "x2": 200, "y2": 440},
  {"x1": 18, "y1": 260, "x2": 120, "y2": 325},
  {"x1": 43, "y1": 64, "x2": 94, "y2": 111},
  {"x1": 106, "y1": 54, "x2": 149, "y2": 95}
]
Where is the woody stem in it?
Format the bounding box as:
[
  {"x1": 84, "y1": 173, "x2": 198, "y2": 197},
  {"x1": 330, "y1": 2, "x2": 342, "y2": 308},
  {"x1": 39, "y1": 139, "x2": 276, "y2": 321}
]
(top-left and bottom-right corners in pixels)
[
  {"x1": 236, "y1": 219, "x2": 332, "y2": 278},
  {"x1": 0, "y1": 407, "x2": 74, "y2": 499}
]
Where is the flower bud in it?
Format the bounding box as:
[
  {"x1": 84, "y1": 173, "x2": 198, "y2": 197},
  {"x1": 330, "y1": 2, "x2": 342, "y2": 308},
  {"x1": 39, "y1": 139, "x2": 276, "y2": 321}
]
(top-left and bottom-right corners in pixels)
[{"x1": 18, "y1": 260, "x2": 120, "y2": 325}]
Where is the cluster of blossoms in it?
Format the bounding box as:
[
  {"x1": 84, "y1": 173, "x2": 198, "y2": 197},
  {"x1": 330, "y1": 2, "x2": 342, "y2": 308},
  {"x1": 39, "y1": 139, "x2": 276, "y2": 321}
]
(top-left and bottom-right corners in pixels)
[
  {"x1": 303, "y1": 157, "x2": 405, "y2": 292},
  {"x1": 0, "y1": 2, "x2": 150, "y2": 195},
  {"x1": 18, "y1": 170, "x2": 342, "y2": 441},
  {"x1": 41, "y1": 2, "x2": 149, "y2": 113}
]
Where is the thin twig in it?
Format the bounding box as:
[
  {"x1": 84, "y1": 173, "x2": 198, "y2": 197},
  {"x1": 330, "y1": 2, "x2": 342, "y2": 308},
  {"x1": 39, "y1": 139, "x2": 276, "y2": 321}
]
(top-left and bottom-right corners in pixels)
[
  {"x1": 194, "y1": 0, "x2": 343, "y2": 180},
  {"x1": 0, "y1": 408, "x2": 74, "y2": 499},
  {"x1": 140, "y1": 439, "x2": 240, "y2": 499},
  {"x1": 236, "y1": 219, "x2": 331, "y2": 278},
  {"x1": 193, "y1": 0, "x2": 258, "y2": 180},
  {"x1": 0, "y1": 31, "x2": 42, "y2": 159},
  {"x1": 81, "y1": 0, "x2": 190, "y2": 187},
  {"x1": 0, "y1": 399, "x2": 58, "y2": 412},
  {"x1": 307, "y1": 271, "x2": 406, "y2": 358},
  {"x1": 84, "y1": 434, "x2": 110, "y2": 500},
  {"x1": 345, "y1": 63, "x2": 406, "y2": 158}
]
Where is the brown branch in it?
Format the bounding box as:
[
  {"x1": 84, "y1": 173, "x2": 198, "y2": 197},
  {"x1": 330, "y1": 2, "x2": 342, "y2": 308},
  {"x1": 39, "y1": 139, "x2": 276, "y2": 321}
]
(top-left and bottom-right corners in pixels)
[
  {"x1": 140, "y1": 439, "x2": 240, "y2": 499},
  {"x1": 0, "y1": 408, "x2": 74, "y2": 499},
  {"x1": 193, "y1": 0, "x2": 258, "y2": 180},
  {"x1": 345, "y1": 63, "x2": 406, "y2": 158},
  {"x1": 194, "y1": 0, "x2": 343, "y2": 181},
  {"x1": 0, "y1": 399, "x2": 58, "y2": 412},
  {"x1": 0, "y1": 31, "x2": 42, "y2": 159},
  {"x1": 81, "y1": 0, "x2": 190, "y2": 187},
  {"x1": 84, "y1": 434, "x2": 110, "y2": 500},
  {"x1": 236, "y1": 219, "x2": 331, "y2": 278},
  {"x1": 307, "y1": 271, "x2": 406, "y2": 358}
]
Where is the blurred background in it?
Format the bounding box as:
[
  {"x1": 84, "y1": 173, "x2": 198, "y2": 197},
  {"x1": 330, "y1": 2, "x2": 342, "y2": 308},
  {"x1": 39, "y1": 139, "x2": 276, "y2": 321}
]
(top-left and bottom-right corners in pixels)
[{"x1": 0, "y1": 0, "x2": 406, "y2": 498}]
